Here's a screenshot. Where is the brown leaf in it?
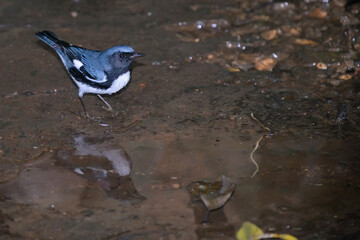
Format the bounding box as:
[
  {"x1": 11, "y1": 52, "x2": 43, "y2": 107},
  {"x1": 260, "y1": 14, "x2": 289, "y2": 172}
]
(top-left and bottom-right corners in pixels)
[
  {"x1": 225, "y1": 64, "x2": 241, "y2": 72},
  {"x1": 339, "y1": 74, "x2": 352, "y2": 80},
  {"x1": 252, "y1": 15, "x2": 270, "y2": 21},
  {"x1": 316, "y1": 62, "x2": 327, "y2": 70},
  {"x1": 261, "y1": 29, "x2": 277, "y2": 40},
  {"x1": 308, "y1": 8, "x2": 327, "y2": 19},
  {"x1": 282, "y1": 26, "x2": 301, "y2": 36},
  {"x1": 293, "y1": 38, "x2": 318, "y2": 46},
  {"x1": 255, "y1": 58, "x2": 277, "y2": 71}
]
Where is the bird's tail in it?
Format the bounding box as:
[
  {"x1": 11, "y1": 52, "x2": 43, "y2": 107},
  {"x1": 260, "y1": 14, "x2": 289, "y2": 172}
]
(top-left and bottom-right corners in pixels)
[{"x1": 35, "y1": 31, "x2": 67, "y2": 49}]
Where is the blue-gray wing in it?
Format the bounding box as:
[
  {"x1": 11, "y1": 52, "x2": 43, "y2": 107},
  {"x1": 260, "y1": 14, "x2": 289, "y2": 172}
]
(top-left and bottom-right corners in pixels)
[
  {"x1": 66, "y1": 47, "x2": 107, "y2": 83},
  {"x1": 68, "y1": 67, "x2": 111, "y2": 89}
]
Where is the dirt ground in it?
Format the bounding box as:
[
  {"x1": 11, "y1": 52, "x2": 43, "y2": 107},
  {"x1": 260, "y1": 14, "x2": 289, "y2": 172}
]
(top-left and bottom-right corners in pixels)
[{"x1": 0, "y1": 0, "x2": 360, "y2": 239}]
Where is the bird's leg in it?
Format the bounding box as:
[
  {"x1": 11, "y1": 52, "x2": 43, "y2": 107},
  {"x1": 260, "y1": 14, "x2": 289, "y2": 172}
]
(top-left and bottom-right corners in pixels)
[
  {"x1": 203, "y1": 210, "x2": 210, "y2": 225},
  {"x1": 79, "y1": 96, "x2": 90, "y2": 118},
  {"x1": 97, "y1": 94, "x2": 114, "y2": 112}
]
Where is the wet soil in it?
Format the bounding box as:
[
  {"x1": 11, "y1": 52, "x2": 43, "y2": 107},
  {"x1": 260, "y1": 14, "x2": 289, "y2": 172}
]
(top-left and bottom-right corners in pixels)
[{"x1": 1, "y1": 0, "x2": 360, "y2": 239}]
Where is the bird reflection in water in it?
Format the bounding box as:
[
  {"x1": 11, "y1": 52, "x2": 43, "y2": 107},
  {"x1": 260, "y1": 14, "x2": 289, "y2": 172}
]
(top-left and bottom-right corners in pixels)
[{"x1": 56, "y1": 135, "x2": 144, "y2": 201}]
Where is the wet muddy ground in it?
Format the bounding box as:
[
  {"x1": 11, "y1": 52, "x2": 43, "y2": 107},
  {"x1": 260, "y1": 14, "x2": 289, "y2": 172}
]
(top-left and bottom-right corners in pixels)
[{"x1": 1, "y1": 0, "x2": 360, "y2": 239}]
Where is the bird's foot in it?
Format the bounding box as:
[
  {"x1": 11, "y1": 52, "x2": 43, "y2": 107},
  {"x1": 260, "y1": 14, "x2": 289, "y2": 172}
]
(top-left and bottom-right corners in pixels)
[
  {"x1": 201, "y1": 221, "x2": 209, "y2": 226},
  {"x1": 80, "y1": 111, "x2": 101, "y2": 122},
  {"x1": 102, "y1": 106, "x2": 126, "y2": 118},
  {"x1": 102, "y1": 105, "x2": 114, "y2": 112},
  {"x1": 83, "y1": 113, "x2": 94, "y2": 121}
]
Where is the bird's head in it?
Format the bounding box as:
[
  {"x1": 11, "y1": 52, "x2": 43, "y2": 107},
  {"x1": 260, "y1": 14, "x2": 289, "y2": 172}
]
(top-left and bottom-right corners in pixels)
[{"x1": 104, "y1": 45, "x2": 145, "y2": 70}]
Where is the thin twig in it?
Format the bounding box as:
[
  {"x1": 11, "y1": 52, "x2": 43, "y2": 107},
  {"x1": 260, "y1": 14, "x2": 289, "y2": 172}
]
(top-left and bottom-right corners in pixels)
[
  {"x1": 250, "y1": 134, "x2": 264, "y2": 178},
  {"x1": 249, "y1": 113, "x2": 270, "y2": 178},
  {"x1": 118, "y1": 113, "x2": 150, "y2": 133},
  {"x1": 250, "y1": 113, "x2": 271, "y2": 132},
  {"x1": 118, "y1": 119, "x2": 142, "y2": 133}
]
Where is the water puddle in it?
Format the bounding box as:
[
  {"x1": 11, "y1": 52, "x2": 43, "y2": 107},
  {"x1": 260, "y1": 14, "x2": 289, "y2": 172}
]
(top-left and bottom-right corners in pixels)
[{"x1": 0, "y1": 132, "x2": 359, "y2": 239}]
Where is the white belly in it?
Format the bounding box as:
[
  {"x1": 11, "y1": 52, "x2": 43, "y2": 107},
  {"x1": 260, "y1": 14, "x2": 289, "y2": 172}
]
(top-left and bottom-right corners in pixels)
[{"x1": 75, "y1": 71, "x2": 130, "y2": 97}]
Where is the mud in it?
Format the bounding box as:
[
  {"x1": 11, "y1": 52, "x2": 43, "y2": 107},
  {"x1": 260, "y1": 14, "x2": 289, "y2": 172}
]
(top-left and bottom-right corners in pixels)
[{"x1": 1, "y1": 0, "x2": 360, "y2": 239}]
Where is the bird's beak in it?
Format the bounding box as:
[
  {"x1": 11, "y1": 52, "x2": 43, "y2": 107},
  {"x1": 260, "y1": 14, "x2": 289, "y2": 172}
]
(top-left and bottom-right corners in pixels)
[{"x1": 130, "y1": 52, "x2": 145, "y2": 59}]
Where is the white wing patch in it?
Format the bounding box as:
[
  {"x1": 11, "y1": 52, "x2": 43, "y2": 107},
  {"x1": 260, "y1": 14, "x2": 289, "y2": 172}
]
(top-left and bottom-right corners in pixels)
[
  {"x1": 86, "y1": 75, "x2": 107, "y2": 83},
  {"x1": 73, "y1": 59, "x2": 84, "y2": 69},
  {"x1": 73, "y1": 59, "x2": 107, "y2": 83}
]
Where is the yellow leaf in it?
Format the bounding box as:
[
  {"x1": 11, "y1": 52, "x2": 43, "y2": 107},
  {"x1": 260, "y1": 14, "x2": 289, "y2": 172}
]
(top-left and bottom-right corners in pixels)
[
  {"x1": 225, "y1": 64, "x2": 241, "y2": 72},
  {"x1": 277, "y1": 234, "x2": 298, "y2": 240},
  {"x1": 236, "y1": 222, "x2": 298, "y2": 240},
  {"x1": 236, "y1": 222, "x2": 264, "y2": 240},
  {"x1": 263, "y1": 233, "x2": 298, "y2": 240}
]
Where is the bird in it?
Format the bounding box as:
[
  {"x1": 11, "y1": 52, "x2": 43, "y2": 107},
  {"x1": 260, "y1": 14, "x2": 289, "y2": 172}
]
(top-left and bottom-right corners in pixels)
[{"x1": 35, "y1": 30, "x2": 145, "y2": 117}]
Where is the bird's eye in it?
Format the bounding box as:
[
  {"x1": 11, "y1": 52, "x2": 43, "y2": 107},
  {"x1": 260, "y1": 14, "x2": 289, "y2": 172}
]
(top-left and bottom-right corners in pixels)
[{"x1": 119, "y1": 54, "x2": 125, "y2": 58}]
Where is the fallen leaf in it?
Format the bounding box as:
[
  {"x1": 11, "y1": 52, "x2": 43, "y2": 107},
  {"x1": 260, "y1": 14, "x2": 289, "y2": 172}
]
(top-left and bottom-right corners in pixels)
[
  {"x1": 289, "y1": 27, "x2": 301, "y2": 35},
  {"x1": 271, "y1": 234, "x2": 299, "y2": 240},
  {"x1": 316, "y1": 62, "x2": 327, "y2": 70},
  {"x1": 308, "y1": 8, "x2": 327, "y2": 19},
  {"x1": 293, "y1": 38, "x2": 318, "y2": 46},
  {"x1": 188, "y1": 176, "x2": 235, "y2": 223},
  {"x1": 236, "y1": 222, "x2": 264, "y2": 240},
  {"x1": 240, "y1": 53, "x2": 263, "y2": 62},
  {"x1": 225, "y1": 64, "x2": 241, "y2": 72},
  {"x1": 252, "y1": 15, "x2": 270, "y2": 21},
  {"x1": 236, "y1": 221, "x2": 298, "y2": 240},
  {"x1": 261, "y1": 29, "x2": 277, "y2": 40},
  {"x1": 339, "y1": 74, "x2": 352, "y2": 80},
  {"x1": 254, "y1": 58, "x2": 277, "y2": 71},
  {"x1": 282, "y1": 26, "x2": 301, "y2": 36},
  {"x1": 199, "y1": 176, "x2": 235, "y2": 212}
]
